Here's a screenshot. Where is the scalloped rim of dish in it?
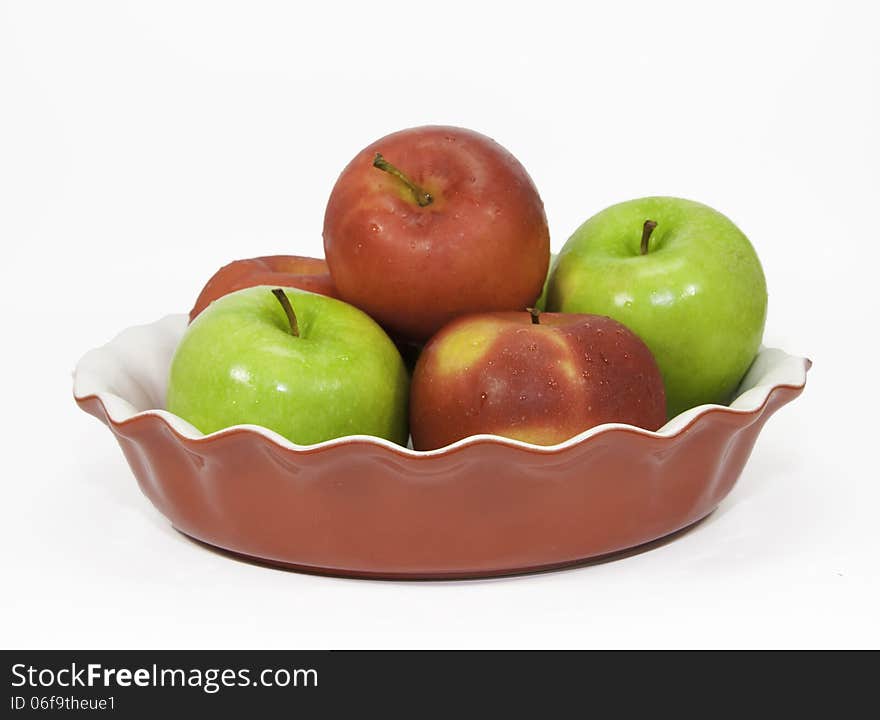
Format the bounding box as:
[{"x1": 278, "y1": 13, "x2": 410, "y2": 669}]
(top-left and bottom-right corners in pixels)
[{"x1": 73, "y1": 313, "x2": 811, "y2": 458}]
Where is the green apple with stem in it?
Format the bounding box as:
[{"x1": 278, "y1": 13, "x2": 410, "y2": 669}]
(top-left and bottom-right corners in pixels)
[
  {"x1": 167, "y1": 286, "x2": 410, "y2": 445},
  {"x1": 547, "y1": 197, "x2": 767, "y2": 418}
]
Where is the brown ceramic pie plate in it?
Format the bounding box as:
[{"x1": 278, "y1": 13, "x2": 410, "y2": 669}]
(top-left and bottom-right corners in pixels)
[{"x1": 74, "y1": 314, "x2": 809, "y2": 579}]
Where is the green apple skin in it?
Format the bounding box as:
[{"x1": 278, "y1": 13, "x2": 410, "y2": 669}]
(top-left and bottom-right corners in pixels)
[
  {"x1": 547, "y1": 197, "x2": 767, "y2": 418},
  {"x1": 167, "y1": 286, "x2": 409, "y2": 446},
  {"x1": 534, "y1": 252, "x2": 557, "y2": 312}
]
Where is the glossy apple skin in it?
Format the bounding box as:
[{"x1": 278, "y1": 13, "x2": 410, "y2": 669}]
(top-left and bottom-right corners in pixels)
[
  {"x1": 169, "y1": 286, "x2": 409, "y2": 446},
  {"x1": 409, "y1": 311, "x2": 666, "y2": 450},
  {"x1": 548, "y1": 198, "x2": 767, "y2": 419},
  {"x1": 323, "y1": 126, "x2": 550, "y2": 341},
  {"x1": 189, "y1": 255, "x2": 337, "y2": 322}
]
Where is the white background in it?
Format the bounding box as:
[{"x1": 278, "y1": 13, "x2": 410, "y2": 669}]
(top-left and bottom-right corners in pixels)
[{"x1": 1, "y1": 0, "x2": 878, "y2": 649}]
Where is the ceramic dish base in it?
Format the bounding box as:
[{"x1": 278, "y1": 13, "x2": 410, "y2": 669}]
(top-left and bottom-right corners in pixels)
[{"x1": 174, "y1": 512, "x2": 713, "y2": 581}]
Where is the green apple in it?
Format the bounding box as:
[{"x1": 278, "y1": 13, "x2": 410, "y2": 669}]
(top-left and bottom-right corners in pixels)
[
  {"x1": 533, "y1": 252, "x2": 557, "y2": 312},
  {"x1": 547, "y1": 197, "x2": 767, "y2": 418},
  {"x1": 167, "y1": 286, "x2": 409, "y2": 445}
]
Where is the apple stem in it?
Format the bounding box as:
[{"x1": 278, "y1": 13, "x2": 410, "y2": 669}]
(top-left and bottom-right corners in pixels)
[
  {"x1": 527, "y1": 307, "x2": 541, "y2": 325},
  {"x1": 373, "y1": 153, "x2": 433, "y2": 207},
  {"x1": 640, "y1": 220, "x2": 658, "y2": 255},
  {"x1": 271, "y1": 288, "x2": 300, "y2": 337}
]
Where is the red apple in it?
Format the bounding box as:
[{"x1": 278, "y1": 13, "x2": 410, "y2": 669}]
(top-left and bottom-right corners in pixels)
[
  {"x1": 323, "y1": 126, "x2": 550, "y2": 341},
  {"x1": 189, "y1": 255, "x2": 337, "y2": 322},
  {"x1": 410, "y1": 310, "x2": 666, "y2": 450}
]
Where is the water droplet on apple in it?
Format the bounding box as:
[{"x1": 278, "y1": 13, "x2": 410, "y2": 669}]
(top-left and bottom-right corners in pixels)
[
  {"x1": 519, "y1": 394, "x2": 528, "y2": 401},
  {"x1": 369, "y1": 223, "x2": 380, "y2": 233}
]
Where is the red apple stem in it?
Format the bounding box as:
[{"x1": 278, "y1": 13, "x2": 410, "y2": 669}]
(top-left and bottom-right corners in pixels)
[
  {"x1": 527, "y1": 307, "x2": 541, "y2": 325},
  {"x1": 640, "y1": 220, "x2": 658, "y2": 255},
  {"x1": 271, "y1": 288, "x2": 300, "y2": 337},
  {"x1": 372, "y1": 153, "x2": 433, "y2": 207}
]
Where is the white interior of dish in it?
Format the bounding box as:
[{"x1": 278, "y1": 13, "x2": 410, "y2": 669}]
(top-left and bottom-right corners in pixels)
[{"x1": 73, "y1": 314, "x2": 809, "y2": 456}]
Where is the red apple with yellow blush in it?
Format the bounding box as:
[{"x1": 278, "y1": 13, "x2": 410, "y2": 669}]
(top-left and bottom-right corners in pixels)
[
  {"x1": 410, "y1": 310, "x2": 666, "y2": 450},
  {"x1": 323, "y1": 126, "x2": 550, "y2": 342},
  {"x1": 189, "y1": 255, "x2": 337, "y2": 321}
]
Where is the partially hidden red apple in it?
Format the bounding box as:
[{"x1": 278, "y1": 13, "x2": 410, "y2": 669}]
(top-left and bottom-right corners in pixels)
[
  {"x1": 189, "y1": 255, "x2": 337, "y2": 322},
  {"x1": 323, "y1": 126, "x2": 550, "y2": 342},
  {"x1": 410, "y1": 310, "x2": 666, "y2": 450}
]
